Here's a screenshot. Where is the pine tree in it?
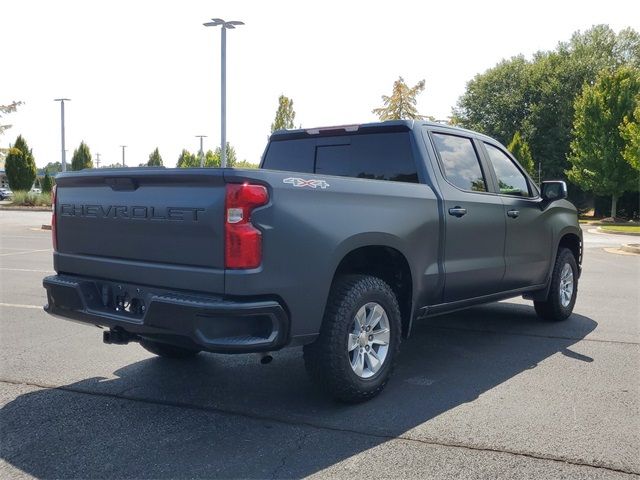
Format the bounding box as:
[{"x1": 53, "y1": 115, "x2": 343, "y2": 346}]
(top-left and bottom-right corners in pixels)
[
  {"x1": 41, "y1": 172, "x2": 53, "y2": 193},
  {"x1": 71, "y1": 141, "x2": 93, "y2": 171},
  {"x1": 5, "y1": 135, "x2": 37, "y2": 191},
  {"x1": 507, "y1": 131, "x2": 536, "y2": 177},
  {"x1": 373, "y1": 77, "x2": 426, "y2": 120},
  {"x1": 147, "y1": 147, "x2": 163, "y2": 166},
  {"x1": 270, "y1": 95, "x2": 296, "y2": 133}
]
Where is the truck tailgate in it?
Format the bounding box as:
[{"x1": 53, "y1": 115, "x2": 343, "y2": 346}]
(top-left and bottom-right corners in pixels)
[{"x1": 54, "y1": 169, "x2": 226, "y2": 293}]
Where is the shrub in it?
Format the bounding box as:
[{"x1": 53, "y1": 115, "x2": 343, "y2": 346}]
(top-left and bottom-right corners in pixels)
[{"x1": 10, "y1": 190, "x2": 52, "y2": 207}]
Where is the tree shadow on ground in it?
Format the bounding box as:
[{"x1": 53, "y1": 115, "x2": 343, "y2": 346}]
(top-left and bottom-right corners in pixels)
[{"x1": 0, "y1": 302, "x2": 597, "y2": 478}]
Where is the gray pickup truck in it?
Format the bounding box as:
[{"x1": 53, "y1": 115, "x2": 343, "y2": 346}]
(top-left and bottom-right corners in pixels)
[{"x1": 43, "y1": 120, "x2": 582, "y2": 402}]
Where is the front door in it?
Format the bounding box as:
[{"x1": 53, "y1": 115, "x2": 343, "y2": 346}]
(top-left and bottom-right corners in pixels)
[{"x1": 481, "y1": 142, "x2": 552, "y2": 290}]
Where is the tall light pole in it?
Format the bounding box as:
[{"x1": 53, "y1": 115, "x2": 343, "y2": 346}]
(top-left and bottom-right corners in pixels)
[
  {"x1": 196, "y1": 135, "x2": 207, "y2": 167},
  {"x1": 54, "y1": 98, "x2": 70, "y2": 172},
  {"x1": 120, "y1": 145, "x2": 127, "y2": 167},
  {"x1": 203, "y1": 18, "x2": 244, "y2": 168}
]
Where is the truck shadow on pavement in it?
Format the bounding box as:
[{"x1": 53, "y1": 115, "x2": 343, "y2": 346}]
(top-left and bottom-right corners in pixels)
[{"x1": 1, "y1": 302, "x2": 597, "y2": 478}]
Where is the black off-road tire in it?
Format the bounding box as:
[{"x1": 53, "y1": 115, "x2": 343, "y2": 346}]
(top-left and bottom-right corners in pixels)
[
  {"x1": 140, "y1": 339, "x2": 201, "y2": 359},
  {"x1": 303, "y1": 274, "x2": 402, "y2": 403},
  {"x1": 534, "y1": 247, "x2": 578, "y2": 321}
]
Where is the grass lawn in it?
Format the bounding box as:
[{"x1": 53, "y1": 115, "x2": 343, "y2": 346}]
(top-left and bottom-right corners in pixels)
[{"x1": 599, "y1": 225, "x2": 640, "y2": 233}]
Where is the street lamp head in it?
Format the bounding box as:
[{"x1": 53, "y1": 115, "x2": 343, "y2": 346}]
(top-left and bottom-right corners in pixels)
[
  {"x1": 203, "y1": 18, "x2": 244, "y2": 29},
  {"x1": 54, "y1": 98, "x2": 71, "y2": 102}
]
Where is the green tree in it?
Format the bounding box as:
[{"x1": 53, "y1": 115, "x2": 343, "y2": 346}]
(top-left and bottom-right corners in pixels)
[
  {"x1": 373, "y1": 77, "x2": 426, "y2": 120},
  {"x1": 147, "y1": 147, "x2": 163, "y2": 166},
  {"x1": 215, "y1": 142, "x2": 237, "y2": 167},
  {"x1": 206, "y1": 149, "x2": 218, "y2": 167},
  {"x1": 452, "y1": 56, "x2": 531, "y2": 145},
  {"x1": 453, "y1": 25, "x2": 640, "y2": 181},
  {"x1": 234, "y1": 160, "x2": 258, "y2": 169},
  {"x1": 71, "y1": 141, "x2": 93, "y2": 171},
  {"x1": 42, "y1": 161, "x2": 62, "y2": 175},
  {"x1": 567, "y1": 67, "x2": 640, "y2": 218},
  {"x1": 5, "y1": 135, "x2": 36, "y2": 191},
  {"x1": 507, "y1": 131, "x2": 536, "y2": 177},
  {"x1": 41, "y1": 172, "x2": 53, "y2": 193},
  {"x1": 177, "y1": 149, "x2": 198, "y2": 168},
  {"x1": 270, "y1": 95, "x2": 296, "y2": 133},
  {"x1": 620, "y1": 102, "x2": 640, "y2": 171},
  {"x1": 178, "y1": 143, "x2": 239, "y2": 168}
]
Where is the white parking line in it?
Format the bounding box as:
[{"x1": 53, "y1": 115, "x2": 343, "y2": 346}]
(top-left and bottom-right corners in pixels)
[
  {"x1": 1, "y1": 235, "x2": 49, "y2": 239},
  {"x1": 0, "y1": 267, "x2": 53, "y2": 273},
  {"x1": 0, "y1": 249, "x2": 50, "y2": 257},
  {"x1": 0, "y1": 302, "x2": 42, "y2": 310}
]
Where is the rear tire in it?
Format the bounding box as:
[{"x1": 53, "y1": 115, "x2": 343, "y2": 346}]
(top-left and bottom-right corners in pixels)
[
  {"x1": 303, "y1": 274, "x2": 402, "y2": 403},
  {"x1": 140, "y1": 339, "x2": 201, "y2": 359},
  {"x1": 534, "y1": 247, "x2": 578, "y2": 321}
]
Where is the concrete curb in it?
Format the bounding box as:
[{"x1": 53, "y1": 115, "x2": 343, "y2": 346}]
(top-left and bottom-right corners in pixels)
[
  {"x1": 0, "y1": 206, "x2": 51, "y2": 212},
  {"x1": 596, "y1": 227, "x2": 640, "y2": 236}
]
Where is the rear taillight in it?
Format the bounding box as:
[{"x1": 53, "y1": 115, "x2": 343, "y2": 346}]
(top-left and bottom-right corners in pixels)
[
  {"x1": 51, "y1": 185, "x2": 58, "y2": 251},
  {"x1": 225, "y1": 183, "x2": 268, "y2": 269}
]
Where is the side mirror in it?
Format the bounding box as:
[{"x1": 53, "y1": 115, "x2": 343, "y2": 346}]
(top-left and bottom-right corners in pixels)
[{"x1": 541, "y1": 181, "x2": 568, "y2": 202}]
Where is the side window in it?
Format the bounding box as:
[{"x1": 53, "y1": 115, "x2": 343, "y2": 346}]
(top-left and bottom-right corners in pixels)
[
  {"x1": 484, "y1": 143, "x2": 532, "y2": 197},
  {"x1": 431, "y1": 133, "x2": 487, "y2": 192}
]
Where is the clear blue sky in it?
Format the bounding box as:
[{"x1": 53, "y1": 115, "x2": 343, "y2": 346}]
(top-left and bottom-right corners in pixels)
[{"x1": 2, "y1": 0, "x2": 638, "y2": 168}]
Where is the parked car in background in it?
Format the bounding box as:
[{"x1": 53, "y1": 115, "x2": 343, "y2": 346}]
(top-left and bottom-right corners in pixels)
[
  {"x1": 43, "y1": 120, "x2": 582, "y2": 402},
  {"x1": 30, "y1": 187, "x2": 42, "y2": 194},
  {"x1": 0, "y1": 187, "x2": 14, "y2": 200}
]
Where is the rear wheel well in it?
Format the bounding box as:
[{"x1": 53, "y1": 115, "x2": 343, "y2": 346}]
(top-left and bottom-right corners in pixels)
[
  {"x1": 558, "y1": 233, "x2": 582, "y2": 266},
  {"x1": 333, "y1": 246, "x2": 413, "y2": 337}
]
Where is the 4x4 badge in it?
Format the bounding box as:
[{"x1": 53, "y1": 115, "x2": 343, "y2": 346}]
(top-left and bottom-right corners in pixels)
[{"x1": 283, "y1": 177, "x2": 330, "y2": 189}]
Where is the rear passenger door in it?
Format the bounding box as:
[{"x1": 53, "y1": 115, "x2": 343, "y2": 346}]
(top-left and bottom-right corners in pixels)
[
  {"x1": 481, "y1": 142, "x2": 551, "y2": 290},
  {"x1": 428, "y1": 131, "x2": 506, "y2": 303}
]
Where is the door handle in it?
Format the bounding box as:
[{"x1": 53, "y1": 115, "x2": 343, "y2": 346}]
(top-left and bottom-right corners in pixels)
[
  {"x1": 448, "y1": 207, "x2": 467, "y2": 217},
  {"x1": 507, "y1": 209, "x2": 520, "y2": 218}
]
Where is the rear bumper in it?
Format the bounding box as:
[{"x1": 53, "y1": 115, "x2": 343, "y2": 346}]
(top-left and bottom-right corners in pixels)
[{"x1": 43, "y1": 274, "x2": 289, "y2": 353}]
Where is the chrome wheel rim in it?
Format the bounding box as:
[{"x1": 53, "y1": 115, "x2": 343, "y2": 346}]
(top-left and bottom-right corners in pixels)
[
  {"x1": 559, "y1": 263, "x2": 574, "y2": 308},
  {"x1": 348, "y1": 302, "x2": 390, "y2": 379}
]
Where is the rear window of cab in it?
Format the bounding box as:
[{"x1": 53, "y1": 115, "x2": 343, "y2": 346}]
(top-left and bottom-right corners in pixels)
[{"x1": 262, "y1": 132, "x2": 418, "y2": 183}]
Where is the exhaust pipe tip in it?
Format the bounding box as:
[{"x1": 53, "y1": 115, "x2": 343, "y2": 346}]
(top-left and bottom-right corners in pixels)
[{"x1": 259, "y1": 353, "x2": 273, "y2": 365}]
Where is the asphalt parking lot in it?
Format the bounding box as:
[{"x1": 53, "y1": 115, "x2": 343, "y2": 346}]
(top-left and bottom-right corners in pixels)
[{"x1": 0, "y1": 210, "x2": 638, "y2": 479}]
